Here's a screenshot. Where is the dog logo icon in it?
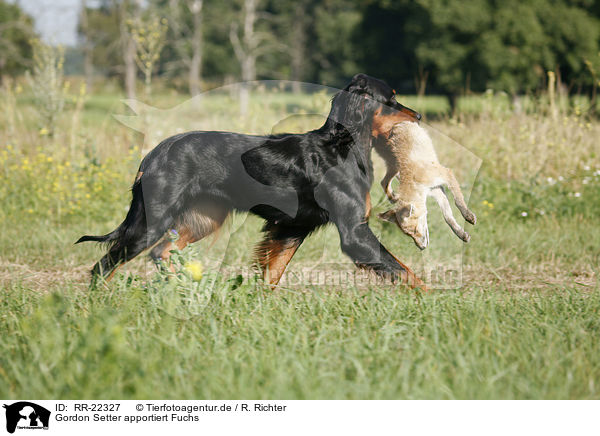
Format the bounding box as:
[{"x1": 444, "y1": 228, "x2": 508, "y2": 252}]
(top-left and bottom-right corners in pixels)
[{"x1": 3, "y1": 402, "x2": 50, "y2": 433}]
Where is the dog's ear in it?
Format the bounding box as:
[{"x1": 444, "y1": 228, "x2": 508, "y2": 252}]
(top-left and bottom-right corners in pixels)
[{"x1": 348, "y1": 73, "x2": 368, "y2": 93}]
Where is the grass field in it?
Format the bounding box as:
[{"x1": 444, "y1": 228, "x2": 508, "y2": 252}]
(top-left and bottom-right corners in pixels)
[{"x1": 1, "y1": 82, "x2": 599, "y2": 399}]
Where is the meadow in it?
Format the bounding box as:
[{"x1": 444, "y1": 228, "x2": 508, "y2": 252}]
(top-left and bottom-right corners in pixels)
[{"x1": 1, "y1": 79, "x2": 599, "y2": 399}]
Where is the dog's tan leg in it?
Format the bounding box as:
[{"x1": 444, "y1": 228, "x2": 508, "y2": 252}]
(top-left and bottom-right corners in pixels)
[
  {"x1": 364, "y1": 192, "x2": 372, "y2": 220},
  {"x1": 256, "y1": 235, "x2": 305, "y2": 287},
  {"x1": 149, "y1": 227, "x2": 201, "y2": 273},
  {"x1": 157, "y1": 228, "x2": 199, "y2": 258},
  {"x1": 387, "y1": 251, "x2": 428, "y2": 291},
  {"x1": 149, "y1": 202, "x2": 229, "y2": 267}
]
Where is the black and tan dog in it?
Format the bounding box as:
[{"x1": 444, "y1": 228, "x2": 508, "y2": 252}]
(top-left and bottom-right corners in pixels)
[{"x1": 77, "y1": 74, "x2": 426, "y2": 289}]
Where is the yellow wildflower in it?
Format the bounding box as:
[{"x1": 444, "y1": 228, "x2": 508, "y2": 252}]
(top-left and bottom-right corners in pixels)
[{"x1": 184, "y1": 261, "x2": 204, "y2": 281}]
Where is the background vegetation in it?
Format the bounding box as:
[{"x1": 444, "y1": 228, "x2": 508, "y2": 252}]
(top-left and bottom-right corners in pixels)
[
  {"x1": 2, "y1": 0, "x2": 600, "y2": 109},
  {"x1": 0, "y1": 0, "x2": 599, "y2": 399}
]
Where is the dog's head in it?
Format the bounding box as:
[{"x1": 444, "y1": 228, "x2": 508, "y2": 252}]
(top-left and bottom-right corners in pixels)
[
  {"x1": 379, "y1": 204, "x2": 429, "y2": 250},
  {"x1": 328, "y1": 74, "x2": 421, "y2": 136},
  {"x1": 341, "y1": 74, "x2": 422, "y2": 139},
  {"x1": 346, "y1": 74, "x2": 419, "y2": 115}
]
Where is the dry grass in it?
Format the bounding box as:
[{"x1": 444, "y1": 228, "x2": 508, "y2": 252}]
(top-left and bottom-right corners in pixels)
[{"x1": 432, "y1": 111, "x2": 600, "y2": 181}]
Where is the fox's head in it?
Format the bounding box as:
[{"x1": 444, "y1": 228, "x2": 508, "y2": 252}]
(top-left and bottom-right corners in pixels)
[{"x1": 379, "y1": 204, "x2": 429, "y2": 250}]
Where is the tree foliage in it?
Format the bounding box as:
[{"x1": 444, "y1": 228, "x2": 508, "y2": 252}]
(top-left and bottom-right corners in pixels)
[
  {"x1": 74, "y1": 0, "x2": 600, "y2": 97},
  {"x1": 361, "y1": 0, "x2": 600, "y2": 97},
  {"x1": 0, "y1": 0, "x2": 36, "y2": 77},
  {"x1": 78, "y1": 2, "x2": 121, "y2": 77}
]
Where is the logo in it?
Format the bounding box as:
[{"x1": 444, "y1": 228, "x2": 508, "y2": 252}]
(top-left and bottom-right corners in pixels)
[{"x1": 3, "y1": 402, "x2": 50, "y2": 434}]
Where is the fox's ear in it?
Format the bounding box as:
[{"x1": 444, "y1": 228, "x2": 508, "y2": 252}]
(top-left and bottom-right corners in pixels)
[
  {"x1": 378, "y1": 209, "x2": 397, "y2": 223},
  {"x1": 397, "y1": 204, "x2": 413, "y2": 218},
  {"x1": 378, "y1": 205, "x2": 413, "y2": 223}
]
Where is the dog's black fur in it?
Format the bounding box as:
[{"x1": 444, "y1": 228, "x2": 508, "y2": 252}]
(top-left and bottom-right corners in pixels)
[{"x1": 77, "y1": 74, "x2": 425, "y2": 287}]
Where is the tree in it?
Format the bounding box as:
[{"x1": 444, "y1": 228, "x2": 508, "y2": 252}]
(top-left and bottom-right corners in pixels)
[
  {"x1": 128, "y1": 14, "x2": 168, "y2": 98},
  {"x1": 288, "y1": 2, "x2": 308, "y2": 91},
  {"x1": 475, "y1": 1, "x2": 550, "y2": 95},
  {"x1": 536, "y1": 1, "x2": 600, "y2": 91},
  {"x1": 78, "y1": 0, "x2": 121, "y2": 77},
  {"x1": 268, "y1": 0, "x2": 317, "y2": 91},
  {"x1": 0, "y1": 0, "x2": 36, "y2": 78},
  {"x1": 162, "y1": 0, "x2": 204, "y2": 96},
  {"x1": 356, "y1": 0, "x2": 600, "y2": 111},
  {"x1": 476, "y1": 0, "x2": 599, "y2": 95},
  {"x1": 78, "y1": 0, "x2": 139, "y2": 97},
  {"x1": 119, "y1": 0, "x2": 140, "y2": 99},
  {"x1": 229, "y1": 0, "x2": 275, "y2": 115},
  {"x1": 312, "y1": 0, "x2": 361, "y2": 86},
  {"x1": 79, "y1": 0, "x2": 94, "y2": 87},
  {"x1": 413, "y1": 0, "x2": 492, "y2": 110},
  {"x1": 356, "y1": 0, "x2": 425, "y2": 93}
]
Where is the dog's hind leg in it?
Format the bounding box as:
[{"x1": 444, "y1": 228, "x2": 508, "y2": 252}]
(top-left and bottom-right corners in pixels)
[
  {"x1": 430, "y1": 187, "x2": 470, "y2": 243},
  {"x1": 91, "y1": 225, "x2": 165, "y2": 284},
  {"x1": 89, "y1": 181, "x2": 165, "y2": 283},
  {"x1": 149, "y1": 201, "x2": 230, "y2": 265},
  {"x1": 148, "y1": 228, "x2": 200, "y2": 273}
]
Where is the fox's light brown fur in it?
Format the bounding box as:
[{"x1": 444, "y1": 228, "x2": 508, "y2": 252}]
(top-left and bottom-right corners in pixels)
[{"x1": 374, "y1": 121, "x2": 476, "y2": 249}]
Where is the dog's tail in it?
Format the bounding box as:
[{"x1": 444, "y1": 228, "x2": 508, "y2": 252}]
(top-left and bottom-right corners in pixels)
[
  {"x1": 75, "y1": 181, "x2": 146, "y2": 249},
  {"x1": 75, "y1": 231, "x2": 120, "y2": 244}
]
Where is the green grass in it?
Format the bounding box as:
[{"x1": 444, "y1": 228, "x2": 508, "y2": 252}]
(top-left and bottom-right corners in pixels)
[
  {"x1": 2, "y1": 281, "x2": 599, "y2": 399},
  {"x1": 1, "y1": 87, "x2": 599, "y2": 399}
]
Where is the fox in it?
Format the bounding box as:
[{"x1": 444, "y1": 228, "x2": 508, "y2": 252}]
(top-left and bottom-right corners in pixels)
[{"x1": 374, "y1": 121, "x2": 476, "y2": 249}]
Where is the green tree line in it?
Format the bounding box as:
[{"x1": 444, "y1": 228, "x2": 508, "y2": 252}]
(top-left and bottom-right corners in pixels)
[{"x1": 2, "y1": 0, "x2": 600, "y2": 102}]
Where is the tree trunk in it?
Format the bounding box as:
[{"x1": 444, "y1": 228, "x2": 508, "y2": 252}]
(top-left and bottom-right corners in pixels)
[
  {"x1": 446, "y1": 92, "x2": 458, "y2": 116},
  {"x1": 80, "y1": 0, "x2": 93, "y2": 89},
  {"x1": 511, "y1": 93, "x2": 522, "y2": 115},
  {"x1": 241, "y1": 0, "x2": 257, "y2": 83},
  {"x1": 230, "y1": 0, "x2": 258, "y2": 118},
  {"x1": 118, "y1": 0, "x2": 137, "y2": 100},
  {"x1": 290, "y1": 4, "x2": 305, "y2": 93},
  {"x1": 124, "y1": 36, "x2": 136, "y2": 100},
  {"x1": 188, "y1": 0, "x2": 203, "y2": 96},
  {"x1": 415, "y1": 65, "x2": 428, "y2": 97}
]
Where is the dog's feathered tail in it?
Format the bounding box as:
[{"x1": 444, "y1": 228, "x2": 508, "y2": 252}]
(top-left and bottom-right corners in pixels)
[
  {"x1": 75, "y1": 230, "x2": 121, "y2": 244},
  {"x1": 75, "y1": 180, "x2": 145, "y2": 249}
]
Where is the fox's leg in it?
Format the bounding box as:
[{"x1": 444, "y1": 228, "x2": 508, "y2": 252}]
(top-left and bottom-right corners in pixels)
[
  {"x1": 436, "y1": 166, "x2": 476, "y2": 225},
  {"x1": 430, "y1": 187, "x2": 470, "y2": 242},
  {"x1": 381, "y1": 167, "x2": 400, "y2": 203}
]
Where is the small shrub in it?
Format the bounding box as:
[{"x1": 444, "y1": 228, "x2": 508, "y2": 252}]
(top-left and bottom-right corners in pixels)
[{"x1": 26, "y1": 39, "x2": 66, "y2": 137}]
